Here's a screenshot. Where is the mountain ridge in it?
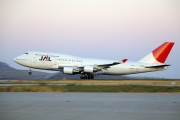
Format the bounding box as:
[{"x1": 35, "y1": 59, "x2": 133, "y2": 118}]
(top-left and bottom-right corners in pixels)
[{"x1": 0, "y1": 61, "x2": 16, "y2": 70}]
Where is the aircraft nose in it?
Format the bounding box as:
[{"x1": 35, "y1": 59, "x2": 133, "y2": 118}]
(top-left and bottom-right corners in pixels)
[
  {"x1": 13, "y1": 54, "x2": 27, "y2": 64},
  {"x1": 13, "y1": 57, "x2": 18, "y2": 63}
]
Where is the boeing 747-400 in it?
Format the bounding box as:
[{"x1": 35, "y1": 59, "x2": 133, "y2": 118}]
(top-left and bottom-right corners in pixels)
[{"x1": 14, "y1": 42, "x2": 174, "y2": 79}]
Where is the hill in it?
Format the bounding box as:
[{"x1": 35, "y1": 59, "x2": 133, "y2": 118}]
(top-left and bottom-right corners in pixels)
[
  {"x1": 0, "y1": 61, "x2": 15, "y2": 70},
  {"x1": 0, "y1": 61, "x2": 51, "y2": 80}
]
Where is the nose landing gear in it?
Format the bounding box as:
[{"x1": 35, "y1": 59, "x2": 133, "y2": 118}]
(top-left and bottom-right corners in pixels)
[
  {"x1": 28, "y1": 68, "x2": 32, "y2": 75},
  {"x1": 28, "y1": 72, "x2": 32, "y2": 75}
]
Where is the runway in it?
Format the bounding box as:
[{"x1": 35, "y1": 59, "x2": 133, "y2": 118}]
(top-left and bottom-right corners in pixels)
[{"x1": 0, "y1": 93, "x2": 180, "y2": 120}]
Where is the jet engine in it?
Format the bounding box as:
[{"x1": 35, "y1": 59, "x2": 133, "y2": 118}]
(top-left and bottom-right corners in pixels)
[
  {"x1": 84, "y1": 66, "x2": 98, "y2": 73},
  {"x1": 63, "y1": 67, "x2": 74, "y2": 74}
]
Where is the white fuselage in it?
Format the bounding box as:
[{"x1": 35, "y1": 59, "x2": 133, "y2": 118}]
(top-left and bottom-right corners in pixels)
[{"x1": 14, "y1": 52, "x2": 167, "y2": 75}]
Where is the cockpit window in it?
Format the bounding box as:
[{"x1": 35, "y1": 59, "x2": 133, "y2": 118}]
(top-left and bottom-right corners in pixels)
[{"x1": 25, "y1": 53, "x2": 28, "y2": 54}]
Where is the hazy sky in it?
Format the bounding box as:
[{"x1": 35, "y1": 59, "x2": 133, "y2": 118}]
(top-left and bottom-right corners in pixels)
[{"x1": 0, "y1": 0, "x2": 179, "y2": 78}]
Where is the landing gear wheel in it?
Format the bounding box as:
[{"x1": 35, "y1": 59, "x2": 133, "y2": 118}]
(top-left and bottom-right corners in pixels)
[
  {"x1": 86, "y1": 75, "x2": 94, "y2": 79},
  {"x1": 28, "y1": 72, "x2": 32, "y2": 75},
  {"x1": 80, "y1": 75, "x2": 88, "y2": 79},
  {"x1": 84, "y1": 75, "x2": 87, "y2": 79},
  {"x1": 91, "y1": 76, "x2": 94, "y2": 79},
  {"x1": 28, "y1": 68, "x2": 32, "y2": 75},
  {"x1": 80, "y1": 73, "x2": 94, "y2": 79}
]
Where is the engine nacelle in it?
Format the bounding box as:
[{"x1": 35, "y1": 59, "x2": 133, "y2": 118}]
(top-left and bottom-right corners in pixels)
[
  {"x1": 63, "y1": 67, "x2": 74, "y2": 74},
  {"x1": 84, "y1": 66, "x2": 98, "y2": 73}
]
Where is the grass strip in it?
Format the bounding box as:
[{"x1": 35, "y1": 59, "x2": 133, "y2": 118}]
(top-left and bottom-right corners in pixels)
[
  {"x1": 1, "y1": 80, "x2": 180, "y2": 85},
  {"x1": 0, "y1": 85, "x2": 180, "y2": 92}
]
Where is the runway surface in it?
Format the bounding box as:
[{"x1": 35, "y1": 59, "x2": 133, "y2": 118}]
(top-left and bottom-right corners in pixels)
[{"x1": 0, "y1": 93, "x2": 180, "y2": 120}]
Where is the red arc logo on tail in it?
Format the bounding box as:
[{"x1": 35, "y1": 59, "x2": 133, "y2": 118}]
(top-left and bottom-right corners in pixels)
[{"x1": 152, "y1": 42, "x2": 174, "y2": 63}]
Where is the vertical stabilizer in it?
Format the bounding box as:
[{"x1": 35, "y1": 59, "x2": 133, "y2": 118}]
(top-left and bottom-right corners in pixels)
[{"x1": 138, "y1": 42, "x2": 174, "y2": 64}]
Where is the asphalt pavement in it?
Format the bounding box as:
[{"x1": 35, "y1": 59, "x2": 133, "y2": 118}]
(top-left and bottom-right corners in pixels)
[{"x1": 0, "y1": 93, "x2": 180, "y2": 120}]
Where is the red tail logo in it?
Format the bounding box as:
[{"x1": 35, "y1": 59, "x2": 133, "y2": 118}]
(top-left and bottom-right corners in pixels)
[{"x1": 152, "y1": 42, "x2": 174, "y2": 63}]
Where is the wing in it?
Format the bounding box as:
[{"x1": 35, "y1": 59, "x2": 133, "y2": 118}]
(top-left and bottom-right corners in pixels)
[
  {"x1": 55, "y1": 59, "x2": 128, "y2": 74},
  {"x1": 97, "y1": 59, "x2": 128, "y2": 69}
]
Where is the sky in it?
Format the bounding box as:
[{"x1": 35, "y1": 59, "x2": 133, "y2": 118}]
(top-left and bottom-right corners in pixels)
[{"x1": 0, "y1": 0, "x2": 180, "y2": 79}]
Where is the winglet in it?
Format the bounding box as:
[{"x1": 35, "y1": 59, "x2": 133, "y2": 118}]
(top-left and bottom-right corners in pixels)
[
  {"x1": 121, "y1": 59, "x2": 128, "y2": 63},
  {"x1": 113, "y1": 59, "x2": 128, "y2": 65}
]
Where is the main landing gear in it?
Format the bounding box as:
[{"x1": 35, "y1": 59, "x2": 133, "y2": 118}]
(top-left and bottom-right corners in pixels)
[
  {"x1": 28, "y1": 68, "x2": 32, "y2": 75},
  {"x1": 80, "y1": 73, "x2": 94, "y2": 79}
]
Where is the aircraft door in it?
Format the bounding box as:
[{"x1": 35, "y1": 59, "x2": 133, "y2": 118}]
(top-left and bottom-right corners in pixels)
[{"x1": 129, "y1": 64, "x2": 135, "y2": 74}]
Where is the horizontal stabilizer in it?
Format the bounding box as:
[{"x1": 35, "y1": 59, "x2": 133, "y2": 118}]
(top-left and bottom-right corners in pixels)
[{"x1": 145, "y1": 64, "x2": 170, "y2": 68}]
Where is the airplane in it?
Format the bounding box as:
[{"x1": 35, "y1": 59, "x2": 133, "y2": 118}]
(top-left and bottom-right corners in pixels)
[{"x1": 14, "y1": 42, "x2": 174, "y2": 79}]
